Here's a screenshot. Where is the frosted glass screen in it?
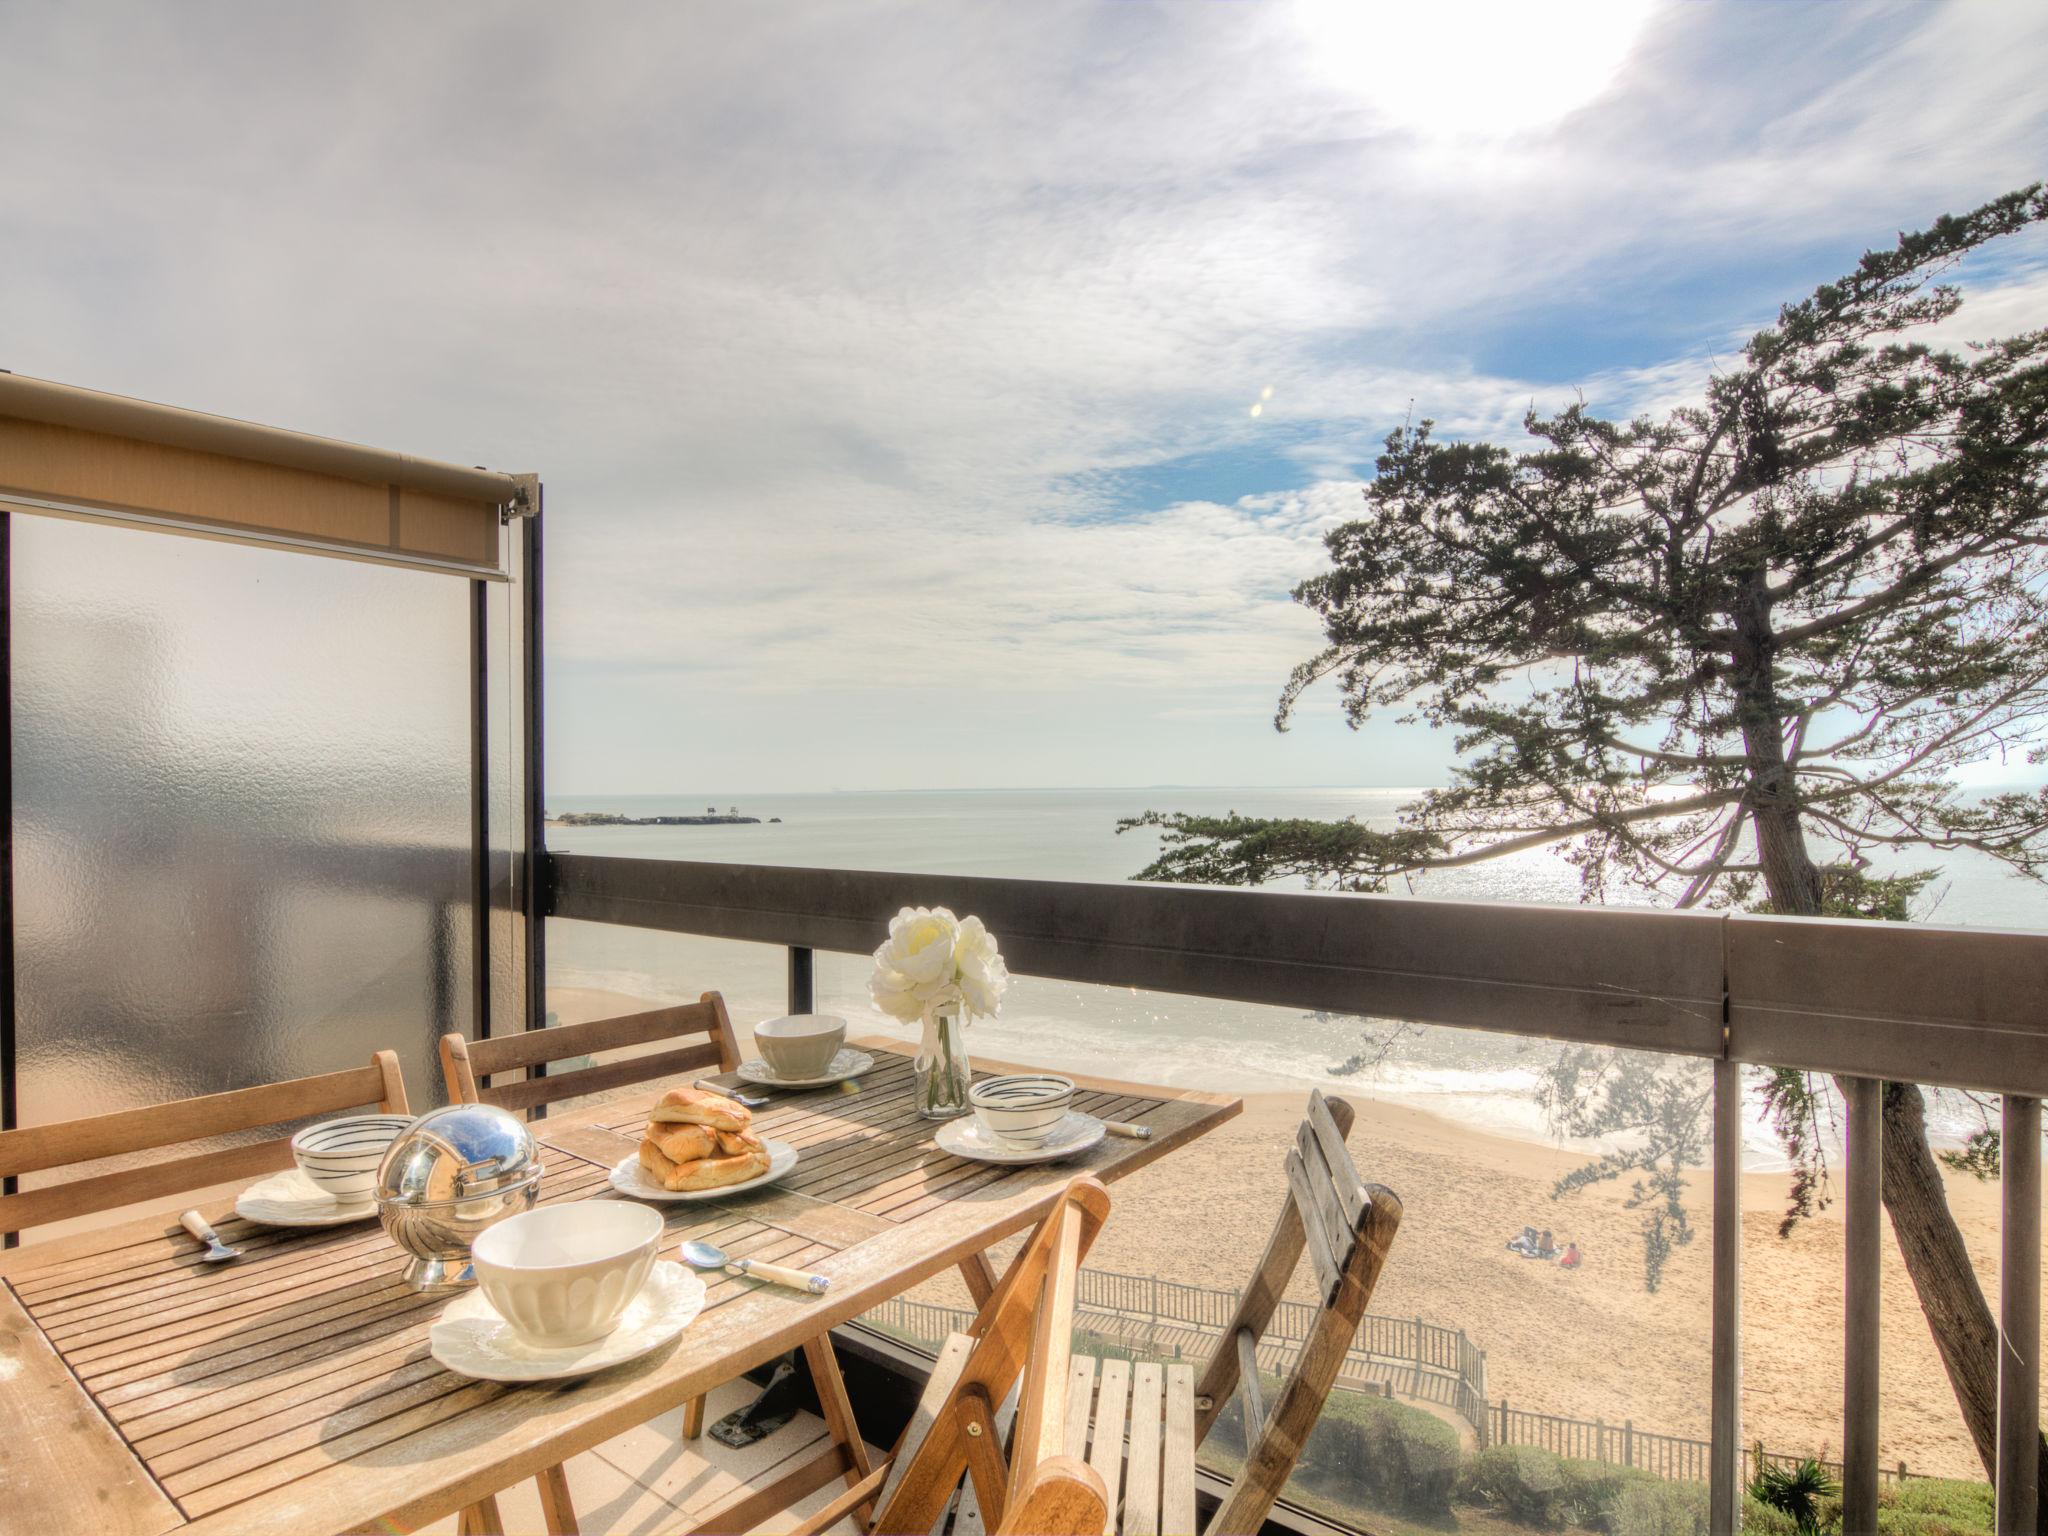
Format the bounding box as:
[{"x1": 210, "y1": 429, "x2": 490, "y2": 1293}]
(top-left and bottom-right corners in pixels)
[{"x1": 11, "y1": 515, "x2": 476, "y2": 1128}]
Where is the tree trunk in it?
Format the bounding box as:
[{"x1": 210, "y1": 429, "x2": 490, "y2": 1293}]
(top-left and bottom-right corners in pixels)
[
  {"x1": 1731, "y1": 571, "x2": 1827, "y2": 913},
  {"x1": 1733, "y1": 571, "x2": 2043, "y2": 1522}
]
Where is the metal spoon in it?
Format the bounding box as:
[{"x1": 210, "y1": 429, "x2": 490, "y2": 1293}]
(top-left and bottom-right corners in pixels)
[
  {"x1": 180, "y1": 1209, "x2": 241, "y2": 1263},
  {"x1": 678, "y1": 1238, "x2": 829, "y2": 1295},
  {"x1": 694, "y1": 1079, "x2": 769, "y2": 1110}
]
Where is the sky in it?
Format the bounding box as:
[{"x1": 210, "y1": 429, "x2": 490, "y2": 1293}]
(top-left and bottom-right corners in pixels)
[{"x1": 3, "y1": 1, "x2": 2047, "y2": 794}]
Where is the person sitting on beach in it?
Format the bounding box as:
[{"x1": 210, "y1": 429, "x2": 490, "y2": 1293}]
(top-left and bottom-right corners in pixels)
[
  {"x1": 1506, "y1": 1225, "x2": 1539, "y2": 1255},
  {"x1": 1537, "y1": 1228, "x2": 1557, "y2": 1259},
  {"x1": 1559, "y1": 1242, "x2": 1582, "y2": 1270}
]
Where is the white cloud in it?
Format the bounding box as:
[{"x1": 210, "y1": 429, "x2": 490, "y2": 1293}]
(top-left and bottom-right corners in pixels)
[{"x1": 2, "y1": 1, "x2": 2043, "y2": 788}]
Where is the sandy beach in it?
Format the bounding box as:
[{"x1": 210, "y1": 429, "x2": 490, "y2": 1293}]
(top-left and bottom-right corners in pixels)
[{"x1": 551, "y1": 984, "x2": 2040, "y2": 1482}]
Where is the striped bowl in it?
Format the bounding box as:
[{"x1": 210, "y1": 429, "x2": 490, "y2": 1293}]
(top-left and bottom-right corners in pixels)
[
  {"x1": 968, "y1": 1074, "x2": 1075, "y2": 1147},
  {"x1": 291, "y1": 1114, "x2": 415, "y2": 1202}
]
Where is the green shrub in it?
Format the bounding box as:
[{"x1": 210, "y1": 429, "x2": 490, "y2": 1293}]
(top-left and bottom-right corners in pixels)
[
  {"x1": 1609, "y1": 1478, "x2": 1709, "y2": 1536},
  {"x1": 1556, "y1": 1459, "x2": 1644, "y2": 1528},
  {"x1": 1312, "y1": 1391, "x2": 1463, "y2": 1517},
  {"x1": 1459, "y1": 1444, "x2": 1715, "y2": 1534},
  {"x1": 1742, "y1": 1497, "x2": 1801, "y2": 1535},
  {"x1": 1883, "y1": 1477, "x2": 1995, "y2": 1533},
  {"x1": 1206, "y1": 1375, "x2": 1461, "y2": 1519},
  {"x1": 1749, "y1": 1458, "x2": 1838, "y2": 1533},
  {"x1": 1459, "y1": 1445, "x2": 1575, "y2": 1526}
]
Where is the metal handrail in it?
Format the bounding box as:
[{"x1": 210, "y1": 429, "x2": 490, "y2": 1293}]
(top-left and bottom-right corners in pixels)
[
  {"x1": 543, "y1": 850, "x2": 2044, "y2": 1527},
  {"x1": 546, "y1": 851, "x2": 2048, "y2": 1096}
]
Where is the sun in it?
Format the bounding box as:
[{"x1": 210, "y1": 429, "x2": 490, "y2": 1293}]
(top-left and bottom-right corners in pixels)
[{"x1": 1293, "y1": 0, "x2": 1654, "y2": 140}]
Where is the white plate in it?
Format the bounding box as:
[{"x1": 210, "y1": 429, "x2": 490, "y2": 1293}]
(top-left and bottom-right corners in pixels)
[
  {"x1": 430, "y1": 1262, "x2": 707, "y2": 1382},
  {"x1": 934, "y1": 1111, "x2": 1106, "y2": 1166},
  {"x1": 736, "y1": 1049, "x2": 875, "y2": 1089},
  {"x1": 607, "y1": 1138, "x2": 800, "y2": 1202},
  {"x1": 235, "y1": 1167, "x2": 380, "y2": 1227}
]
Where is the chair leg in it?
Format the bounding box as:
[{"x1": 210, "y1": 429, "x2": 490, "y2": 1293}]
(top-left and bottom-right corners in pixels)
[
  {"x1": 457, "y1": 1495, "x2": 506, "y2": 1536},
  {"x1": 682, "y1": 1393, "x2": 706, "y2": 1439},
  {"x1": 804, "y1": 1336, "x2": 878, "y2": 1524},
  {"x1": 536, "y1": 1462, "x2": 577, "y2": 1534},
  {"x1": 960, "y1": 1251, "x2": 1000, "y2": 1310}
]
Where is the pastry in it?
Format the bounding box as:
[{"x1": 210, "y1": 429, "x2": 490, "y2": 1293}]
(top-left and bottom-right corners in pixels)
[
  {"x1": 647, "y1": 1085, "x2": 752, "y2": 1134},
  {"x1": 638, "y1": 1137, "x2": 772, "y2": 1191},
  {"x1": 647, "y1": 1122, "x2": 720, "y2": 1164}
]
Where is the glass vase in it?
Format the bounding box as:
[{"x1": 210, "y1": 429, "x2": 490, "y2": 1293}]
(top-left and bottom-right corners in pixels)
[{"x1": 916, "y1": 1005, "x2": 972, "y2": 1119}]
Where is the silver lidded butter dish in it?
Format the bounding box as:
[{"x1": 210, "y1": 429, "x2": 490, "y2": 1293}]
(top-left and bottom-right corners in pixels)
[{"x1": 376, "y1": 1102, "x2": 542, "y2": 1290}]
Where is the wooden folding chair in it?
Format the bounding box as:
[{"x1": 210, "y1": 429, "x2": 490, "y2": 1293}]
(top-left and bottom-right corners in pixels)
[
  {"x1": 648, "y1": 1175, "x2": 1113, "y2": 1536},
  {"x1": 649, "y1": 1193, "x2": 1117, "y2": 1536},
  {"x1": 441, "y1": 996, "x2": 759, "y2": 1535},
  {"x1": 791, "y1": 1173, "x2": 1113, "y2": 1536},
  {"x1": 0, "y1": 1050, "x2": 410, "y2": 1243},
  {"x1": 1098, "y1": 1091, "x2": 1398, "y2": 1535},
  {"x1": 439, "y1": 993, "x2": 742, "y2": 1120},
  {"x1": 859, "y1": 1092, "x2": 1399, "y2": 1536}
]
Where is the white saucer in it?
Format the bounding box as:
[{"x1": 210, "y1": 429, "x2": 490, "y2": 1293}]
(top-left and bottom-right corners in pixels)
[
  {"x1": 934, "y1": 1111, "x2": 1106, "y2": 1166},
  {"x1": 607, "y1": 1138, "x2": 800, "y2": 1202},
  {"x1": 737, "y1": 1049, "x2": 875, "y2": 1089},
  {"x1": 235, "y1": 1167, "x2": 380, "y2": 1227},
  {"x1": 430, "y1": 1263, "x2": 707, "y2": 1382}
]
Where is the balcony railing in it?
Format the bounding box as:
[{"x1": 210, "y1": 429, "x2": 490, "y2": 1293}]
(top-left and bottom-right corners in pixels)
[{"x1": 545, "y1": 851, "x2": 2046, "y2": 1536}]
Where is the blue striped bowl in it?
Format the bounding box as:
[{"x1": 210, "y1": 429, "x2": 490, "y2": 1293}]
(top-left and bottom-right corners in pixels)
[
  {"x1": 968, "y1": 1075, "x2": 1075, "y2": 1147},
  {"x1": 291, "y1": 1113, "x2": 415, "y2": 1201}
]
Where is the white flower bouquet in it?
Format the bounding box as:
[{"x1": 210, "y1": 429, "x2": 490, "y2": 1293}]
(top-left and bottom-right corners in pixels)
[{"x1": 869, "y1": 906, "x2": 1009, "y2": 1117}]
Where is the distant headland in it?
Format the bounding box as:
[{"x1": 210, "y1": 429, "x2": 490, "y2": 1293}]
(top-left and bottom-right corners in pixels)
[{"x1": 547, "y1": 807, "x2": 779, "y2": 827}]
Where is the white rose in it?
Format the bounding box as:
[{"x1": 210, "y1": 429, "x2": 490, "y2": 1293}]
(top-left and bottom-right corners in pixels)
[
  {"x1": 954, "y1": 916, "x2": 1010, "y2": 1017},
  {"x1": 868, "y1": 948, "x2": 927, "y2": 1023},
  {"x1": 881, "y1": 906, "x2": 959, "y2": 986}
]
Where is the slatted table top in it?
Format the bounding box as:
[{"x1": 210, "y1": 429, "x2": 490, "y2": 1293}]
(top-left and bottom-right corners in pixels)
[{"x1": 0, "y1": 1039, "x2": 1238, "y2": 1536}]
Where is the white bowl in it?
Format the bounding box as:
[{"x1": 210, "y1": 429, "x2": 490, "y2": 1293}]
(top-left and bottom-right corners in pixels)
[
  {"x1": 469, "y1": 1200, "x2": 663, "y2": 1347},
  {"x1": 754, "y1": 1014, "x2": 847, "y2": 1079},
  {"x1": 290, "y1": 1114, "x2": 415, "y2": 1202},
  {"x1": 969, "y1": 1074, "x2": 1075, "y2": 1147}
]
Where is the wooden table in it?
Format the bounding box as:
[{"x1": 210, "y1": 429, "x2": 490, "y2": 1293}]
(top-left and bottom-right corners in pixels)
[{"x1": 0, "y1": 1039, "x2": 1238, "y2": 1536}]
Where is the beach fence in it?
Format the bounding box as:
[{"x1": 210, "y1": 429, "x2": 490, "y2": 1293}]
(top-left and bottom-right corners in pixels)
[
  {"x1": 1486, "y1": 1405, "x2": 1910, "y2": 1488},
  {"x1": 865, "y1": 1267, "x2": 1910, "y2": 1489}
]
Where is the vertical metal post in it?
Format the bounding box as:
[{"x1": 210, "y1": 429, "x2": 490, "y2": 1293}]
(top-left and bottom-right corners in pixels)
[
  {"x1": 1997, "y1": 1094, "x2": 2040, "y2": 1536},
  {"x1": 468, "y1": 576, "x2": 490, "y2": 1043},
  {"x1": 517, "y1": 488, "x2": 547, "y2": 1067},
  {"x1": 787, "y1": 945, "x2": 814, "y2": 1015},
  {"x1": 1843, "y1": 1077, "x2": 1883, "y2": 1536},
  {"x1": 0, "y1": 512, "x2": 14, "y2": 1249},
  {"x1": 1711, "y1": 1056, "x2": 1743, "y2": 1534}
]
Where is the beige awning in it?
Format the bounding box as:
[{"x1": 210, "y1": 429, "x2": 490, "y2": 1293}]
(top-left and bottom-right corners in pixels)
[{"x1": 0, "y1": 372, "x2": 529, "y2": 577}]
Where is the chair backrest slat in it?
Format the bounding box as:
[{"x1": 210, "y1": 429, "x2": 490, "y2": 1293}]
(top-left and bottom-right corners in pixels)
[
  {"x1": 0, "y1": 1059, "x2": 400, "y2": 1178},
  {"x1": 2, "y1": 1139, "x2": 293, "y2": 1234},
  {"x1": 0, "y1": 1051, "x2": 410, "y2": 1241},
  {"x1": 1193, "y1": 1089, "x2": 1404, "y2": 1536},
  {"x1": 440, "y1": 993, "x2": 741, "y2": 1116},
  {"x1": 479, "y1": 1041, "x2": 727, "y2": 1115},
  {"x1": 1281, "y1": 1145, "x2": 1344, "y2": 1301},
  {"x1": 1304, "y1": 1091, "x2": 1368, "y2": 1228}
]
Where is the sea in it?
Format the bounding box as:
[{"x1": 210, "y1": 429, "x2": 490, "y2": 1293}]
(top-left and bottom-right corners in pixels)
[{"x1": 545, "y1": 787, "x2": 2047, "y2": 1168}]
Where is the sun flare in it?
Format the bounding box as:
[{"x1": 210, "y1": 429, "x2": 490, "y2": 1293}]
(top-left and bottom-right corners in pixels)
[{"x1": 1294, "y1": 0, "x2": 1654, "y2": 139}]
